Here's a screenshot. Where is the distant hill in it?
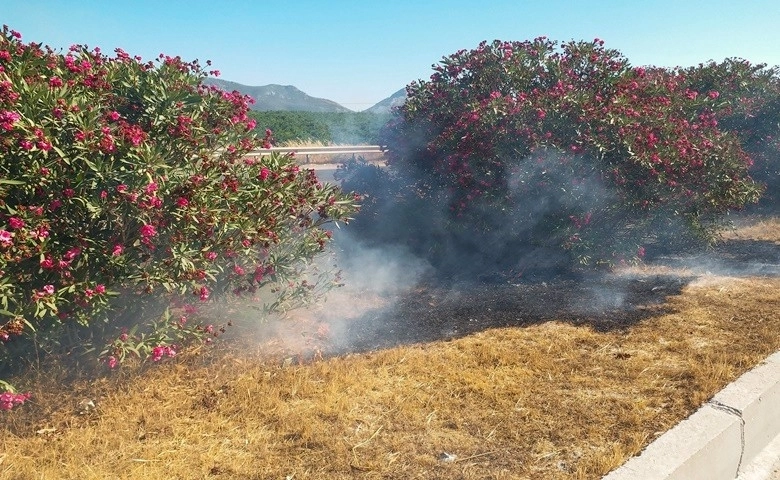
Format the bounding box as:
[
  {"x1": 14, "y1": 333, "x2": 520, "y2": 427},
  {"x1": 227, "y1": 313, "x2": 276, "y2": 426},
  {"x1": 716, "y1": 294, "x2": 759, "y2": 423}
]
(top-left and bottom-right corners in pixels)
[
  {"x1": 202, "y1": 78, "x2": 408, "y2": 114},
  {"x1": 365, "y1": 88, "x2": 407, "y2": 114},
  {"x1": 202, "y1": 78, "x2": 352, "y2": 113}
]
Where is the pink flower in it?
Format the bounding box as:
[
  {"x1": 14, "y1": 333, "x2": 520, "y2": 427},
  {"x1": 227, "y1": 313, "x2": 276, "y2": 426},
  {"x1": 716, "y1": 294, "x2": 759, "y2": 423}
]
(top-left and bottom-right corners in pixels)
[
  {"x1": 151, "y1": 344, "x2": 176, "y2": 362},
  {"x1": 49, "y1": 76, "x2": 63, "y2": 88},
  {"x1": 145, "y1": 182, "x2": 158, "y2": 194},
  {"x1": 107, "y1": 356, "x2": 118, "y2": 369},
  {"x1": 143, "y1": 196, "x2": 162, "y2": 209},
  {"x1": 0, "y1": 230, "x2": 12, "y2": 245},
  {"x1": 95, "y1": 284, "x2": 106, "y2": 294},
  {"x1": 42, "y1": 284, "x2": 55, "y2": 295},
  {"x1": 0, "y1": 392, "x2": 31, "y2": 411},
  {"x1": 116, "y1": 184, "x2": 128, "y2": 193},
  {"x1": 176, "y1": 197, "x2": 189, "y2": 208},
  {"x1": 258, "y1": 167, "x2": 270, "y2": 181},
  {"x1": 0, "y1": 110, "x2": 21, "y2": 131},
  {"x1": 112, "y1": 244, "x2": 123, "y2": 256},
  {"x1": 64, "y1": 247, "x2": 81, "y2": 260},
  {"x1": 233, "y1": 265, "x2": 245, "y2": 275},
  {"x1": 151, "y1": 345, "x2": 165, "y2": 362},
  {"x1": 140, "y1": 224, "x2": 157, "y2": 237},
  {"x1": 708, "y1": 90, "x2": 720, "y2": 100},
  {"x1": 253, "y1": 265, "x2": 274, "y2": 282},
  {"x1": 19, "y1": 139, "x2": 33, "y2": 150},
  {"x1": 637, "y1": 246, "x2": 646, "y2": 258},
  {"x1": 108, "y1": 111, "x2": 120, "y2": 121},
  {"x1": 34, "y1": 226, "x2": 49, "y2": 240},
  {"x1": 8, "y1": 217, "x2": 24, "y2": 229},
  {"x1": 199, "y1": 286, "x2": 210, "y2": 301},
  {"x1": 121, "y1": 124, "x2": 146, "y2": 146},
  {"x1": 40, "y1": 255, "x2": 54, "y2": 269},
  {"x1": 205, "y1": 251, "x2": 217, "y2": 261},
  {"x1": 99, "y1": 134, "x2": 116, "y2": 153}
]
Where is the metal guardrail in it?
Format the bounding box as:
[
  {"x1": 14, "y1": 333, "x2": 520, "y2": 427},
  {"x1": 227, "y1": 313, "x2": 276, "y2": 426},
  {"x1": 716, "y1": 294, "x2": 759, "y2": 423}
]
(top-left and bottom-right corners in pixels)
[{"x1": 246, "y1": 145, "x2": 384, "y2": 157}]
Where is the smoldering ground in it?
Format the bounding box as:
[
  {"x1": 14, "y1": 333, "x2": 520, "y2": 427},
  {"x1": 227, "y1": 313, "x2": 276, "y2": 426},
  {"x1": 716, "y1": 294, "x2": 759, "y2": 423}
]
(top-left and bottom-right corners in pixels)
[{"x1": 216, "y1": 152, "x2": 777, "y2": 360}]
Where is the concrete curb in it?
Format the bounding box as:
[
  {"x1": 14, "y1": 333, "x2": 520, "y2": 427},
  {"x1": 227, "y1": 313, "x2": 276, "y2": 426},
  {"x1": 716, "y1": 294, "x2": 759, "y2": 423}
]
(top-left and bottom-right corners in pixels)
[{"x1": 603, "y1": 351, "x2": 780, "y2": 480}]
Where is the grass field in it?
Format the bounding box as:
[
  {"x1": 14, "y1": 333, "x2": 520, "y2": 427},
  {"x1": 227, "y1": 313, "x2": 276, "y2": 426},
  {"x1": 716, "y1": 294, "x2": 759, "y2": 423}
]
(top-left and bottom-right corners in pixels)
[{"x1": 1, "y1": 216, "x2": 778, "y2": 479}]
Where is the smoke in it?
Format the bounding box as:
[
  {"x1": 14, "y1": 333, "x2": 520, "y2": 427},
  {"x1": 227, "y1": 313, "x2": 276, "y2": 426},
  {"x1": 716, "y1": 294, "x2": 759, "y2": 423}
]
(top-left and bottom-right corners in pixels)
[
  {"x1": 652, "y1": 249, "x2": 780, "y2": 283},
  {"x1": 335, "y1": 148, "x2": 633, "y2": 282},
  {"x1": 232, "y1": 150, "x2": 778, "y2": 358},
  {"x1": 236, "y1": 224, "x2": 432, "y2": 357}
]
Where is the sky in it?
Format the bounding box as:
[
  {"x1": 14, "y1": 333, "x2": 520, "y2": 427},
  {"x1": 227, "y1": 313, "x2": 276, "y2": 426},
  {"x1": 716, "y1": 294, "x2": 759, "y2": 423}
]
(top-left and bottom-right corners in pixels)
[{"x1": 3, "y1": 0, "x2": 780, "y2": 111}]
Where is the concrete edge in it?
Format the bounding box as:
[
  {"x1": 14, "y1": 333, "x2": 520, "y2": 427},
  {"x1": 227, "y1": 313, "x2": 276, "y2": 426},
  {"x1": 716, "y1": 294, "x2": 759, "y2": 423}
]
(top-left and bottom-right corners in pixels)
[{"x1": 603, "y1": 351, "x2": 780, "y2": 480}]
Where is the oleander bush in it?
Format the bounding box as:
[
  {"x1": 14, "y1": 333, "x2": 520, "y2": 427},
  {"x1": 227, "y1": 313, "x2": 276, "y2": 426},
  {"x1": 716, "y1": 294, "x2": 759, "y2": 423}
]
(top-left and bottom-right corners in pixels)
[
  {"x1": 678, "y1": 58, "x2": 780, "y2": 209},
  {"x1": 0, "y1": 26, "x2": 357, "y2": 393},
  {"x1": 342, "y1": 38, "x2": 763, "y2": 278}
]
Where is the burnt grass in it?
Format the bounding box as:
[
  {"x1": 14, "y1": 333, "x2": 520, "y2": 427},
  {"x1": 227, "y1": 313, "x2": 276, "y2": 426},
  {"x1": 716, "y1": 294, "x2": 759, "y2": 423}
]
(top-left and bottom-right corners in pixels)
[
  {"x1": 328, "y1": 273, "x2": 691, "y2": 355},
  {"x1": 320, "y1": 226, "x2": 779, "y2": 356}
]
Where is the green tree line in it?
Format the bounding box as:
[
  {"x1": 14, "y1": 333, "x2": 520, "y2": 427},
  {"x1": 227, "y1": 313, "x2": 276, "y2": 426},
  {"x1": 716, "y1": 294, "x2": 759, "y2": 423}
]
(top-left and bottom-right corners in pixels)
[{"x1": 249, "y1": 111, "x2": 392, "y2": 144}]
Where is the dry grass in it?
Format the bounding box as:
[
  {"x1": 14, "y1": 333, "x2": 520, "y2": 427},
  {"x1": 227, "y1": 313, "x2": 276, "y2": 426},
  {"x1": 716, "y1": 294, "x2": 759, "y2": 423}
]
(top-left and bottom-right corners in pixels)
[{"x1": 1, "y1": 218, "x2": 779, "y2": 480}]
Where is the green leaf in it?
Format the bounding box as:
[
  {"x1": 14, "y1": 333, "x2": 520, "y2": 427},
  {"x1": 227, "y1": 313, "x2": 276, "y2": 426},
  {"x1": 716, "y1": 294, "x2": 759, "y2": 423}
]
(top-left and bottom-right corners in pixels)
[{"x1": 0, "y1": 179, "x2": 25, "y2": 186}]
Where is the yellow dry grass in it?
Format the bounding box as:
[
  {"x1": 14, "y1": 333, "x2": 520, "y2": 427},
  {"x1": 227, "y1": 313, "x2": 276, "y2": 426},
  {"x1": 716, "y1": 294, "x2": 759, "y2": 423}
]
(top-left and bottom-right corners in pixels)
[{"x1": 1, "y1": 218, "x2": 779, "y2": 480}]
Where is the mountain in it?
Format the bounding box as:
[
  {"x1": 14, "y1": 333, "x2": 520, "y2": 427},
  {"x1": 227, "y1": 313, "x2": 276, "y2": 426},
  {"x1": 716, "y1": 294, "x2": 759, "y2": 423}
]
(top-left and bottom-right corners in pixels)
[
  {"x1": 365, "y1": 88, "x2": 407, "y2": 114},
  {"x1": 201, "y1": 78, "x2": 352, "y2": 113}
]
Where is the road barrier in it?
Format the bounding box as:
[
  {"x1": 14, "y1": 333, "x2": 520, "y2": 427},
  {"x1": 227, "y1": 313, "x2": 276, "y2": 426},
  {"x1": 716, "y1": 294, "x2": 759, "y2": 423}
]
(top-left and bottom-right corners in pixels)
[{"x1": 246, "y1": 145, "x2": 384, "y2": 162}]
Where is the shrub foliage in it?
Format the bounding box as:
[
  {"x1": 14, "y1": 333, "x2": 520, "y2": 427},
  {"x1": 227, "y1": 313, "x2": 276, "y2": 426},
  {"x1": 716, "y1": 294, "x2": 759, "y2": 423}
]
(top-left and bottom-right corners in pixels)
[
  {"x1": 0, "y1": 27, "x2": 357, "y2": 376},
  {"x1": 343, "y1": 38, "x2": 765, "y2": 278}
]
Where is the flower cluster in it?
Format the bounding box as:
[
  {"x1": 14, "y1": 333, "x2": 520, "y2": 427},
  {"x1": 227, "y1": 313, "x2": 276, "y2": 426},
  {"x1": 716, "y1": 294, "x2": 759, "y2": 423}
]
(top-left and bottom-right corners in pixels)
[
  {"x1": 151, "y1": 344, "x2": 176, "y2": 362},
  {"x1": 1, "y1": 391, "x2": 31, "y2": 411}
]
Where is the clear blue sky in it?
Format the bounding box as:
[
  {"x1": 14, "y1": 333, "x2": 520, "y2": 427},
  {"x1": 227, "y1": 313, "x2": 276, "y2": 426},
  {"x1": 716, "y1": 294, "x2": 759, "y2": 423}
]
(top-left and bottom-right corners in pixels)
[{"x1": 3, "y1": 0, "x2": 780, "y2": 111}]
